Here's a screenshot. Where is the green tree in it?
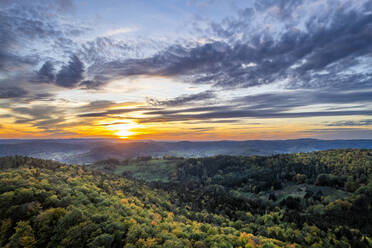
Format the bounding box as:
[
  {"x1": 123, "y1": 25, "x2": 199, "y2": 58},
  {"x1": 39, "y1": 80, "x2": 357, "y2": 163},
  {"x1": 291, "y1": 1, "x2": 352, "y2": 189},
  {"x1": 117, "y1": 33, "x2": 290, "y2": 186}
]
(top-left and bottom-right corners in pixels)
[{"x1": 6, "y1": 221, "x2": 36, "y2": 248}]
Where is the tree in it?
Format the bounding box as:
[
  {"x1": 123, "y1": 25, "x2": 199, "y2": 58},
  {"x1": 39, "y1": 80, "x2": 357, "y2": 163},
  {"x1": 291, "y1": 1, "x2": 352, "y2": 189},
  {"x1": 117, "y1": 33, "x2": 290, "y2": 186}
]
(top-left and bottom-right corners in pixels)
[
  {"x1": 89, "y1": 233, "x2": 114, "y2": 248},
  {"x1": 6, "y1": 221, "x2": 36, "y2": 248},
  {"x1": 315, "y1": 174, "x2": 330, "y2": 186}
]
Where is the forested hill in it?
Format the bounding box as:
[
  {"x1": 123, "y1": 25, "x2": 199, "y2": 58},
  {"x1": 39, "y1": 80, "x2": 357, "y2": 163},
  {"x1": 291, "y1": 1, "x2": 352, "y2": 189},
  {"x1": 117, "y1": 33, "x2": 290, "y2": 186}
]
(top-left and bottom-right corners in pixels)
[
  {"x1": 1, "y1": 150, "x2": 372, "y2": 247},
  {"x1": 0, "y1": 156, "x2": 292, "y2": 248}
]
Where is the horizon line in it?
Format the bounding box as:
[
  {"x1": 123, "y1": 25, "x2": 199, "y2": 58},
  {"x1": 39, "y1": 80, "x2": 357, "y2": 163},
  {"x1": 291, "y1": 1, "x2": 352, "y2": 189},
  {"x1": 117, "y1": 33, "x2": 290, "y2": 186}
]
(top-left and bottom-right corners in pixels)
[{"x1": 1, "y1": 138, "x2": 372, "y2": 142}]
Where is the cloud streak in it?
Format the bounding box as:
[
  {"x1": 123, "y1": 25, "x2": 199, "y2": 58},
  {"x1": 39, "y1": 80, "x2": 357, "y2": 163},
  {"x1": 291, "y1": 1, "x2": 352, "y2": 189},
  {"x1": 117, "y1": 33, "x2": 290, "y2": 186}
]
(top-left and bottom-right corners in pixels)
[
  {"x1": 325, "y1": 119, "x2": 372, "y2": 127},
  {"x1": 137, "y1": 109, "x2": 372, "y2": 123},
  {"x1": 104, "y1": 27, "x2": 139, "y2": 36},
  {"x1": 147, "y1": 90, "x2": 216, "y2": 106}
]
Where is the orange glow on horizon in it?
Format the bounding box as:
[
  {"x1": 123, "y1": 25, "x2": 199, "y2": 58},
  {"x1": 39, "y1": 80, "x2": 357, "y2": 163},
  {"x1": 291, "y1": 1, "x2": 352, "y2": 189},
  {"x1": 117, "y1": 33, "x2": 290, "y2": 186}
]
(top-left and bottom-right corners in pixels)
[
  {"x1": 105, "y1": 121, "x2": 139, "y2": 139},
  {"x1": 1, "y1": 116, "x2": 371, "y2": 140}
]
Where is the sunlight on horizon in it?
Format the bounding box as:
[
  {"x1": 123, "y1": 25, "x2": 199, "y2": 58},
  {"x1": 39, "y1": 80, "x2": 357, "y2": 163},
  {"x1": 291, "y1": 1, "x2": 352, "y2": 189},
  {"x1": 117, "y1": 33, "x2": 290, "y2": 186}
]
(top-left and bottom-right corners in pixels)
[{"x1": 105, "y1": 121, "x2": 140, "y2": 139}]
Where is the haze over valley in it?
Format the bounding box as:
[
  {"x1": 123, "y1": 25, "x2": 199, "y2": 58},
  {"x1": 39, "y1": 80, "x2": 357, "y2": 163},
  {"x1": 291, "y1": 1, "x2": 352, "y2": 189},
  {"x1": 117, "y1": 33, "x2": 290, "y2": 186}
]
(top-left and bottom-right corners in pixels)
[{"x1": 1, "y1": 139, "x2": 372, "y2": 164}]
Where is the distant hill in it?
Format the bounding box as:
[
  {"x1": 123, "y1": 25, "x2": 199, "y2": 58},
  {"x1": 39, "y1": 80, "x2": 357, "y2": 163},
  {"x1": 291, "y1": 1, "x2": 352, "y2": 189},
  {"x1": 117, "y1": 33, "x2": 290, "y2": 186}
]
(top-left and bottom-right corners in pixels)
[{"x1": 1, "y1": 138, "x2": 372, "y2": 163}]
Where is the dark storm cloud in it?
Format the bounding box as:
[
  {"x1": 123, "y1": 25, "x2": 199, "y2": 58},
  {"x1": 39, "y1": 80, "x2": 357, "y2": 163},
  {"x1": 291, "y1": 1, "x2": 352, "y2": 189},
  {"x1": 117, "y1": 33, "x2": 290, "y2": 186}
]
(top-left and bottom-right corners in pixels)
[
  {"x1": 148, "y1": 90, "x2": 216, "y2": 106},
  {"x1": 79, "y1": 80, "x2": 106, "y2": 90},
  {"x1": 31, "y1": 55, "x2": 87, "y2": 88},
  {"x1": 56, "y1": 55, "x2": 84, "y2": 88},
  {"x1": 34, "y1": 57, "x2": 103, "y2": 89},
  {"x1": 35, "y1": 61, "x2": 56, "y2": 83}
]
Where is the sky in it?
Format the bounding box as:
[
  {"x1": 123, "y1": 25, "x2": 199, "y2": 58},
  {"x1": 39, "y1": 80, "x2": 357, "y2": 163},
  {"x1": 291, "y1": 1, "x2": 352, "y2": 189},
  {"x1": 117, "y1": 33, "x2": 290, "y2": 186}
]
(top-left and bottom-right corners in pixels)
[{"x1": 0, "y1": 0, "x2": 372, "y2": 140}]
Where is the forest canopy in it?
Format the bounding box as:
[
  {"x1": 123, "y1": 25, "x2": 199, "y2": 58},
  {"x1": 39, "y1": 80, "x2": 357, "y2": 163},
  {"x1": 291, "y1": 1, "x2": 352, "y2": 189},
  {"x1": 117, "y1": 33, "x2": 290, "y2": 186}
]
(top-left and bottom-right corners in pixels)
[{"x1": 1, "y1": 149, "x2": 372, "y2": 247}]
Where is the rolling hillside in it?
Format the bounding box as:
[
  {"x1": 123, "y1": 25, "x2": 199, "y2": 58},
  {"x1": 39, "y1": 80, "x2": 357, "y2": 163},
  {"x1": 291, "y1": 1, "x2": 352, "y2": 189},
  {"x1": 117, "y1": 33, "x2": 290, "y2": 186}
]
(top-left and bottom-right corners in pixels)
[{"x1": 1, "y1": 150, "x2": 372, "y2": 247}]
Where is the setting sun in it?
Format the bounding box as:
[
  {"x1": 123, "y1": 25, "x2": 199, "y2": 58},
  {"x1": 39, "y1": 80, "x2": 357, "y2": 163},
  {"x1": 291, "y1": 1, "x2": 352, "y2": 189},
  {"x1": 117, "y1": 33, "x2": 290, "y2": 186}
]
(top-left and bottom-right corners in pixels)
[{"x1": 105, "y1": 121, "x2": 140, "y2": 139}]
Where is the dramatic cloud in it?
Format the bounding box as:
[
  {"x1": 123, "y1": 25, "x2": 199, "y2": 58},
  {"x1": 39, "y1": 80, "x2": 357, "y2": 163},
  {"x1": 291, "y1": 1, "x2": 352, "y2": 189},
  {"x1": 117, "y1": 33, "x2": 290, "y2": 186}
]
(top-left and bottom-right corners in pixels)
[
  {"x1": 35, "y1": 61, "x2": 56, "y2": 83},
  {"x1": 56, "y1": 55, "x2": 84, "y2": 88},
  {"x1": 4, "y1": 0, "x2": 372, "y2": 90},
  {"x1": 86, "y1": 0, "x2": 372, "y2": 91},
  {"x1": 113, "y1": 1, "x2": 372, "y2": 88}
]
